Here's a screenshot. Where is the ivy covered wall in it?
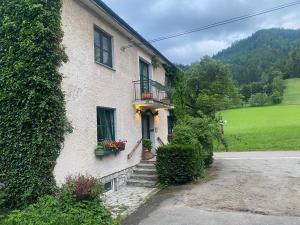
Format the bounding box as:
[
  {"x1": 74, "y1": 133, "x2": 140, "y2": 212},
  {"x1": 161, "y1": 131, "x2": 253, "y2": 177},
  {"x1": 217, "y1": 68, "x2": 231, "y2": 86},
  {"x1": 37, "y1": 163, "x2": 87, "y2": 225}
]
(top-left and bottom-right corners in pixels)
[{"x1": 0, "y1": 0, "x2": 68, "y2": 208}]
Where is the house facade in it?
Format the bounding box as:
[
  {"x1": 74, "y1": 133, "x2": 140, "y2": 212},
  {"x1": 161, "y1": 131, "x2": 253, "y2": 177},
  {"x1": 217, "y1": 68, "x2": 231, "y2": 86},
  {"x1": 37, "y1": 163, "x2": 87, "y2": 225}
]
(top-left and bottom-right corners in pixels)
[{"x1": 54, "y1": 0, "x2": 174, "y2": 191}]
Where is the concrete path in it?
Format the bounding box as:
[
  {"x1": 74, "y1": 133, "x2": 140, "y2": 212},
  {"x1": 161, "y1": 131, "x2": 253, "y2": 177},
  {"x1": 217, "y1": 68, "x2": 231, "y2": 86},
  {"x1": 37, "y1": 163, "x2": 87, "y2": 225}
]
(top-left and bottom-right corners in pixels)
[
  {"x1": 103, "y1": 186, "x2": 158, "y2": 219},
  {"x1": 122, "y1": 151, "x2": 300, "y2": 225}
]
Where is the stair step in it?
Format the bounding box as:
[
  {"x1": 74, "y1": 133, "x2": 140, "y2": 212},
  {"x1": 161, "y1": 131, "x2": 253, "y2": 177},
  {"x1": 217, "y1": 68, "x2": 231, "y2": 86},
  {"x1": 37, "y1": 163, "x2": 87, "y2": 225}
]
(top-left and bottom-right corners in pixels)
[
  {"x1": 127, "y1": 179, "x2": 156, "y2": 188},
  {"x1": 130, "y1": 174, "x2": 157, "y2": 181},
  {"x1": 136, "y1": 163, "x2": 156, "y2": 169},
  {"x1": 133, "y1": 168, "x2": 156, "y2": 175},
  {"x1": 140, "y1": 160, "x2": 156, "y2": 165}
]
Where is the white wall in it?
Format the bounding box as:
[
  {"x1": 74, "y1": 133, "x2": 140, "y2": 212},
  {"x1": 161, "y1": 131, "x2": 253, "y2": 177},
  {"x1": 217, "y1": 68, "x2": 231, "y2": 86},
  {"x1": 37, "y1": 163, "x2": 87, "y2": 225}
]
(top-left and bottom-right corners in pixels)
[{"x1": 54, "y1": 0, "x2": 169, "y2": 185}]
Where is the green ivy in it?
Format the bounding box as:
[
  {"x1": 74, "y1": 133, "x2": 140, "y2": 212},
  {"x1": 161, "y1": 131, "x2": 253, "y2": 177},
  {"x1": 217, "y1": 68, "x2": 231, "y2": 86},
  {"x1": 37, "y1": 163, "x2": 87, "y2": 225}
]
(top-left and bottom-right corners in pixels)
[{"x1": 0, "y1": 0, "x2": 68, "y2": 209}]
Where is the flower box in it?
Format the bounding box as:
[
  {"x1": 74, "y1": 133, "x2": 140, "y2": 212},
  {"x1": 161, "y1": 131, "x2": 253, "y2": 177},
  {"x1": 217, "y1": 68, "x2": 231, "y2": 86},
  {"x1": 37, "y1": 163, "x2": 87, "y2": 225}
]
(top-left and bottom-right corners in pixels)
[
  {"x1": 141, "y1": 92, "x2": 153, "y2": 100},
  {"x1": 95, "y1": 148, "x2": 113, "y2": 157},
  {"x1": 95, "y1": 140, "x2": 127, "y2": 157}
]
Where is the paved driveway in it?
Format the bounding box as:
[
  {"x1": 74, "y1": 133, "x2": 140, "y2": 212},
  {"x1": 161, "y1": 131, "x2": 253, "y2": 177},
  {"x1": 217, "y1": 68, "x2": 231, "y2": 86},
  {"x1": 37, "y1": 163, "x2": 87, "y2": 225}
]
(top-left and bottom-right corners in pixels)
[{"x1": 122, "y1": 151, "x2": 300, "y2": 225}]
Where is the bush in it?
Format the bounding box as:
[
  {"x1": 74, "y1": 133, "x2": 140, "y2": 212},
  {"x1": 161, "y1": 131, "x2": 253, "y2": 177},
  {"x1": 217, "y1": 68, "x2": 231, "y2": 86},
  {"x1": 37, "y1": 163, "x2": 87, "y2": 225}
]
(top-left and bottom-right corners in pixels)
[
  {"x1": 156, "y1": 144, "x2": 204, "y2": 185},
  {"x1": 61, "y1": 175, "x2": 103, "y2": 201},
  {"x1": 0, "y1": 0, "x2": 69, "y2": 208},
  {"x1": 271, "y1": 90, "x2": 283, "y2": 104},
  {"x1": 171, "y1": 116, "x2": 218, "y2": 167},
  {"x1": 248, "y1": 93, "x2": 271, "y2": 106},
  {"x1": 3, "y1": 195, "x2": 118, "y2": 225}
]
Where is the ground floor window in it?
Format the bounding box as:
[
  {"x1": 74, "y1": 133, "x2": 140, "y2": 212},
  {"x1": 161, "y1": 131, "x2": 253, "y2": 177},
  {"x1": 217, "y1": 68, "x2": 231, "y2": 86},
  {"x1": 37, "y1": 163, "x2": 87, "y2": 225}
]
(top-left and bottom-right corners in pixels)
[
  {"x1": 97, "y1": 107, "x2": 115, "y2": 142},
  {"x1": 167, "y1": 115, "x2": 175, "y2": 135},
  {"x1": 104, "y1": 179, "x2": 115, "y2": 192}
]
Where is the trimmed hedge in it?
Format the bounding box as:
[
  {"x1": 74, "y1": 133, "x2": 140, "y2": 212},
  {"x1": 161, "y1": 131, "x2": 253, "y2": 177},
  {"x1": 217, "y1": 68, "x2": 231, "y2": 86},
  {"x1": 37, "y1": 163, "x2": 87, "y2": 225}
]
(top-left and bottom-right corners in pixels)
[
  {"x1": 156, "y1": 144, "x2": 204, "y2": 185},
  {"x1": 2, "y1": 196, "x2": 118, "y2": 225},
  {"x1": 171, "y1": 116, "x2": 216, "y2": 168},
  {"x1": 0, "y1": 0, "x2": 68, "y2": 208}
]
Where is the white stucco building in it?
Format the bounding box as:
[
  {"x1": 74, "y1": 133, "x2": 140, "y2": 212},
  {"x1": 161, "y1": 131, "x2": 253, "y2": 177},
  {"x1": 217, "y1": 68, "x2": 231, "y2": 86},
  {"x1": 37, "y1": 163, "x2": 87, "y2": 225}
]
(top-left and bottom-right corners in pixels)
[{"x1": 54, "y1": 0, "x2": 175, "y2": 191}]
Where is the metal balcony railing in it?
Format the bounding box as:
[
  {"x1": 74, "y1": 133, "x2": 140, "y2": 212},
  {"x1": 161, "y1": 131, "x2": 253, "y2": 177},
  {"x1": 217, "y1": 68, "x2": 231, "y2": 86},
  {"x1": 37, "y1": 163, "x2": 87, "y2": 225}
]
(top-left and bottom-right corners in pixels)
[{"x1": 133, "y1": 79, "x2": 171, "y2": 104}]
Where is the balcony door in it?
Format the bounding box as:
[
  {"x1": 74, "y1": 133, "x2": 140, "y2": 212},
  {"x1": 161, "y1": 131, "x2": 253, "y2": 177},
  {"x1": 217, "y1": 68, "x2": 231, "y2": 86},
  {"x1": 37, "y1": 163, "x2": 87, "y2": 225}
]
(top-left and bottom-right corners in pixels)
[{"x1": 139, "y1": 60, "x2": 150, "y2": 95}]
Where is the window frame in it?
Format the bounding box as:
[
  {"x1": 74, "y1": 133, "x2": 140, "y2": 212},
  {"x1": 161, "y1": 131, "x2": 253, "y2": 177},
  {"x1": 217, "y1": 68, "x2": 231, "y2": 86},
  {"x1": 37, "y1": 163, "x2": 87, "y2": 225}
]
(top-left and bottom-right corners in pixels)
[
  {"x1": 94, "y1": 26, "x2": 113, "y2": 68},
  {"x1": 96, "y1": 107, "x2": 116, "y2": 143}
]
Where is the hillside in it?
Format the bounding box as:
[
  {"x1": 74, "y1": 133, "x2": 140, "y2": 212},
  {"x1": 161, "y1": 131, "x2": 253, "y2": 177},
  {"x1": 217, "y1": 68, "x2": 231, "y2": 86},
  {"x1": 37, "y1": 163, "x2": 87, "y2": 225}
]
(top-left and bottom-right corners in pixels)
[
  {"x1": 220, "y1": 105, "x2": 300, "y2": 151},
  {"x1": 219, "y1": 78, "x2": 300, "y2": 151},
  {"x1": 214, "y1": 28, "x2": 300, "y2": 84},
  {"x1": 282, "y1": 78, "x2": 300, "y2": 105}
]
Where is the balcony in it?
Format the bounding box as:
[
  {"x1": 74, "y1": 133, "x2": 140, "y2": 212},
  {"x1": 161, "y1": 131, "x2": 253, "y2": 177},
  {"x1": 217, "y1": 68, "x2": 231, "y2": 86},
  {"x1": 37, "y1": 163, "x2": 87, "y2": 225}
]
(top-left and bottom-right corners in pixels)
[{"x1": 133, "y1": 79, "x2": 173, "y2": 109}]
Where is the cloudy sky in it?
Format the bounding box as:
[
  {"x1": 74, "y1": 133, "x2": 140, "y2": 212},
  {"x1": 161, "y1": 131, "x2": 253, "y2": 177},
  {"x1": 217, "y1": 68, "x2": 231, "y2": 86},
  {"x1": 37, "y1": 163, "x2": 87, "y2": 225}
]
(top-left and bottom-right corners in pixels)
[{"x1": 102, "y1": 0, "x2": 300, "y2": 64}]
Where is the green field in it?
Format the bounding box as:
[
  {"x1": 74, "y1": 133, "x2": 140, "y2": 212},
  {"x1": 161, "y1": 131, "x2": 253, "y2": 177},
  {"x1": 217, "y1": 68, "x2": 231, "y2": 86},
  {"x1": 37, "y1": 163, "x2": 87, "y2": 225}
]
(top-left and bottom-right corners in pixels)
[
  {"x1": 219, "y1": 78, "x2": 300, "y2": 151},
  {"x1": 282, "y1": 78, "x2": 300, "y2": 105}
]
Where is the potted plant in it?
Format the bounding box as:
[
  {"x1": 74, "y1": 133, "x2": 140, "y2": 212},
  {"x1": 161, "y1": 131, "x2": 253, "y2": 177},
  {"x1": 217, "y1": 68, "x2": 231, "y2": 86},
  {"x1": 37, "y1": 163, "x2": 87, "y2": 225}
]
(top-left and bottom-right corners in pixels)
[
  {"x1": 142, "y1": 139, "x2": 154, "y2": 160},
  {"x1": 141, "y1": 92, "x2": 153, "y2": 100},
  {"x1": 95, "y1": 142, "x2": 108, "y2": 157}
]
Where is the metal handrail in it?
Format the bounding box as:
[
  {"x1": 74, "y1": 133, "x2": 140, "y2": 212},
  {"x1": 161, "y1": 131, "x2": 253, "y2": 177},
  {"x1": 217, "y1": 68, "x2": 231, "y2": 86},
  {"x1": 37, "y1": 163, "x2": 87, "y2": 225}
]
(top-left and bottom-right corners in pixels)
[
  {"x1": 157, "y1": 137, "x2": 165, "y2": 146},
  {"x1": 127, "y1": 139, "x2": 142, "y2": 159},
  {"x1": 133, "y1": 79, "x2": 170, "y2": 103}
]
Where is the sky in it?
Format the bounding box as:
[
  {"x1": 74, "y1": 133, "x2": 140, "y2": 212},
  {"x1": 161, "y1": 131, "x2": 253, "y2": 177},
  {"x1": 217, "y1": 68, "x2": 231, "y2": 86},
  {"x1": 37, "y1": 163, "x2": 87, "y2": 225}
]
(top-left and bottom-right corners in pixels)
[{"x1": 102, "y1": 0, "x2": 300, "y2": 64}]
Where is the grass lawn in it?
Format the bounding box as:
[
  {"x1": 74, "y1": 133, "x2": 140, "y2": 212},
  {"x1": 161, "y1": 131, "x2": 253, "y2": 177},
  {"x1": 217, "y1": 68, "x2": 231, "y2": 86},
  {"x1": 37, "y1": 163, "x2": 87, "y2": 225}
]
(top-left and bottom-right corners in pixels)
[
  {"x1": 282, "y1": 78, "x2": 300, "y2": 105},
  {"x1": 218, "y1": 105, "x2": 300, "y2": 151}
]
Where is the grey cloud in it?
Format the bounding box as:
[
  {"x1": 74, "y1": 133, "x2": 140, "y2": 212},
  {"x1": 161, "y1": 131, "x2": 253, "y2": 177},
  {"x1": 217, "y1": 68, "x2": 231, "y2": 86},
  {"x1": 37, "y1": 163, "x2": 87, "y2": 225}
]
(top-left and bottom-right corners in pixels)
[{"x1": 103, "y1": 0, "x2": 300, "y2": 64}]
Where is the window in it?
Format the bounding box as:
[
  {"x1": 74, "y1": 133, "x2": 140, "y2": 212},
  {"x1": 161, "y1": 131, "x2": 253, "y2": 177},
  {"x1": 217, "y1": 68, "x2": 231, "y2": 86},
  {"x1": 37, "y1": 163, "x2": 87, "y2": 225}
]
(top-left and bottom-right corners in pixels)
[
  {"x1": 97, "y1": 107, "x2": 115, "y2": 142},
  {"x1": 94, "y1": 27, "x2": 113, "y2": 67},
  {"x1": 167, "y1": 115, "x2": 174, "y2": 135},
  {"x1": 104, "y1": 180, "x2": 114, "y2": 192}
]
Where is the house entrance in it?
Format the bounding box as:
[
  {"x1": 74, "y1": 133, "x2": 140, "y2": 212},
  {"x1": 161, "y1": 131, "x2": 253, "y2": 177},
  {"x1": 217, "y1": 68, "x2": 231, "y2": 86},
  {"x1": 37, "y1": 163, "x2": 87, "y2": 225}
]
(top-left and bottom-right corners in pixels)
[{"x1": 141, "y1": 112, "x2": 155, "y2": 150}]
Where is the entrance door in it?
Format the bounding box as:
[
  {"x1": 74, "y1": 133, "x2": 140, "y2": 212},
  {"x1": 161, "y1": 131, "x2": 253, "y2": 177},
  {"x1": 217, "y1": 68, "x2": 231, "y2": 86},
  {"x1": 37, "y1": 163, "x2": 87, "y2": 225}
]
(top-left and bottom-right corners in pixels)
[
  {"x1": 141, "y1": 114, "x2": 151, "y2": 140},
  {"x1": 139, "y1": 60, "x2": 150, "y2": 95},
  {"x1": 141, "y1": 112, "x2": 155, "y2": 151}
]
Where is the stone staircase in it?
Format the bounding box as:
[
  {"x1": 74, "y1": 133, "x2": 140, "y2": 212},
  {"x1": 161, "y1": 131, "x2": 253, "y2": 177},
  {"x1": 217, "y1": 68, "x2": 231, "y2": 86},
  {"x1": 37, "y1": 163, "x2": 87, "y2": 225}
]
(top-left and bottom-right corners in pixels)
[{"x1": 127, "y1": 160, "x2": 157, "y2": 188}]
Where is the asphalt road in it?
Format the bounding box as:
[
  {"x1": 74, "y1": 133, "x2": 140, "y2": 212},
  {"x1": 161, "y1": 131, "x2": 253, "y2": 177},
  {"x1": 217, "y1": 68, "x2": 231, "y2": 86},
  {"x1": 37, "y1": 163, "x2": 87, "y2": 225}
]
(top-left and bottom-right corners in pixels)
[{"x1": 122, "y1": 151, "x2": 300, "y2": 225}]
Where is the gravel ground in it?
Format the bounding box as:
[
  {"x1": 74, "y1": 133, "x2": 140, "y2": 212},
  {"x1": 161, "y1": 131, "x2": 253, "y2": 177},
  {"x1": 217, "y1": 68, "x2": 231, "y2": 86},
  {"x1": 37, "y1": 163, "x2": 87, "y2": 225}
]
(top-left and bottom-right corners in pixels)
[{"x1": 122, "y1": 151, "x2": 300, "y2": 225}]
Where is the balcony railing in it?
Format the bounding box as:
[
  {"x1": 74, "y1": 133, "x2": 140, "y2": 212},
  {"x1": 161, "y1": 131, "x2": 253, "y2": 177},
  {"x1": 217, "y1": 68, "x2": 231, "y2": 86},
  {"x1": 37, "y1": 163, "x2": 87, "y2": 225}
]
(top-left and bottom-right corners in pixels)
[{"x1": 133, "y1": 79, "x2": 171, "y2": 105}]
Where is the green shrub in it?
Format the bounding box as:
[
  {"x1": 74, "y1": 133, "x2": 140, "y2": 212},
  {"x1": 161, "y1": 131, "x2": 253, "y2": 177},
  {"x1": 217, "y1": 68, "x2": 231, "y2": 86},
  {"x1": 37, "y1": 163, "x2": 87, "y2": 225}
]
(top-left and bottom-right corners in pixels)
[
  {"x1": 248, "y1": 93, "x2": 271, "y2": 106},
  {"x1": 3, "y1": 195, "x2": 118, "y2": 225},
  {"x1": 271, "y1": 90, "x2": 283, "y2": 104},
  {"x1": 61, "y1": 175, "x2": 103, "y2": 201},
  {"x1": 156, "y1": 144, "x2": 204, "y2": 185},
  {"x1": 171, "y1": 116, "x2": 218, "y2": 167},
  {"x1": 0, "y1": 0, "x2": 69, "y2": 208},
  {"x1": 0, "y1": 188, "x2": 6, "y2": 208}
]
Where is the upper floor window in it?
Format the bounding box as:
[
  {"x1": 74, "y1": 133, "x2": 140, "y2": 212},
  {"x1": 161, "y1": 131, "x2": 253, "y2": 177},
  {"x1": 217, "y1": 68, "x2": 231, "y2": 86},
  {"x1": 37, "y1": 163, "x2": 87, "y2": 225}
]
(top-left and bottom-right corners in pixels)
[{"x1": 94, "y1": 27, "x2": 113, "y2": 68}]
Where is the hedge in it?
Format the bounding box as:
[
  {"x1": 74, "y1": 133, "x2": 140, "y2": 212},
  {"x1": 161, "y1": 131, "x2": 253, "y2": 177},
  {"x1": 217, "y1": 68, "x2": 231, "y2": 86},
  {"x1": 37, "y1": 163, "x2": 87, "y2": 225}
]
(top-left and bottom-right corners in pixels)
[
  {"x1": 156, "y1": 144, "x2": 204, "y2": 185},
  {"x1": 0, "y1": 0, "x2": 68, "y2": 208}
]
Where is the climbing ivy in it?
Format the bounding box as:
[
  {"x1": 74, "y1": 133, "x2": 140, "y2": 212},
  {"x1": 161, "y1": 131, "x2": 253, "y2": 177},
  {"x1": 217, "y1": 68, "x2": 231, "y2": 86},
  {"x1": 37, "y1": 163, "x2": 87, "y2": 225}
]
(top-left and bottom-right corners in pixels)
[{"x1": 0, "y1": 0, "x2": 68, "y2": 209}]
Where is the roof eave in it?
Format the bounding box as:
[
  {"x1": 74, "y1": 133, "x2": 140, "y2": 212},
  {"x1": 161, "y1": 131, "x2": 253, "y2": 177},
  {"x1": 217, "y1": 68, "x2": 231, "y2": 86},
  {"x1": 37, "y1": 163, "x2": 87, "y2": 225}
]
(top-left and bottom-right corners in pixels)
[{"x1": 91, "y1": 0, "x2": 175, "y2": 68}]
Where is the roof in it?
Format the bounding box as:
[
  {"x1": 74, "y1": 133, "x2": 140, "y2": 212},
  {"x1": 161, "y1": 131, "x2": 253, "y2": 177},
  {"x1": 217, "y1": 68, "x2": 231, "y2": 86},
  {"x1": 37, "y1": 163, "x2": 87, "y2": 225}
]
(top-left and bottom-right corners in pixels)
[{"x1": 93, "y1": 0, "x2": 174, "y2": 67}]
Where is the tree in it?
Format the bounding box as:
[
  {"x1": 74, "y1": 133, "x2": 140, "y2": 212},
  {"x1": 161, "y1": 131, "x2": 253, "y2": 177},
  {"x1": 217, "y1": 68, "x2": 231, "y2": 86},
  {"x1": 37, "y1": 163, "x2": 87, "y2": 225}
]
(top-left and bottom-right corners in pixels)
[
  {"x1": 248, "y1": 93, "x2": 271, "y2": 106},
  {"x1": 214, "y1": 29, "x2": 300, "y2": 84},
  {"x1": 182, "y1": 56, "x2": 241, "y2": 116},
  {"x1": 285, "y1": 47, "x2": 300, "y2": 78},
  {"x1": 261, "y1": 70, "x2": 283, "y2": 84}
]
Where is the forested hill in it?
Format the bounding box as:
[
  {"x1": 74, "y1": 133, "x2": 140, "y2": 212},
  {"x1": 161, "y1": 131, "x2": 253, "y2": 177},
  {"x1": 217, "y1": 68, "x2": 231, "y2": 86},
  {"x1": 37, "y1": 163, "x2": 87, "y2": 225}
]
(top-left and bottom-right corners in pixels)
[{"x1": 214, "y1": 28, "x2": 300, "y2": 84}]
